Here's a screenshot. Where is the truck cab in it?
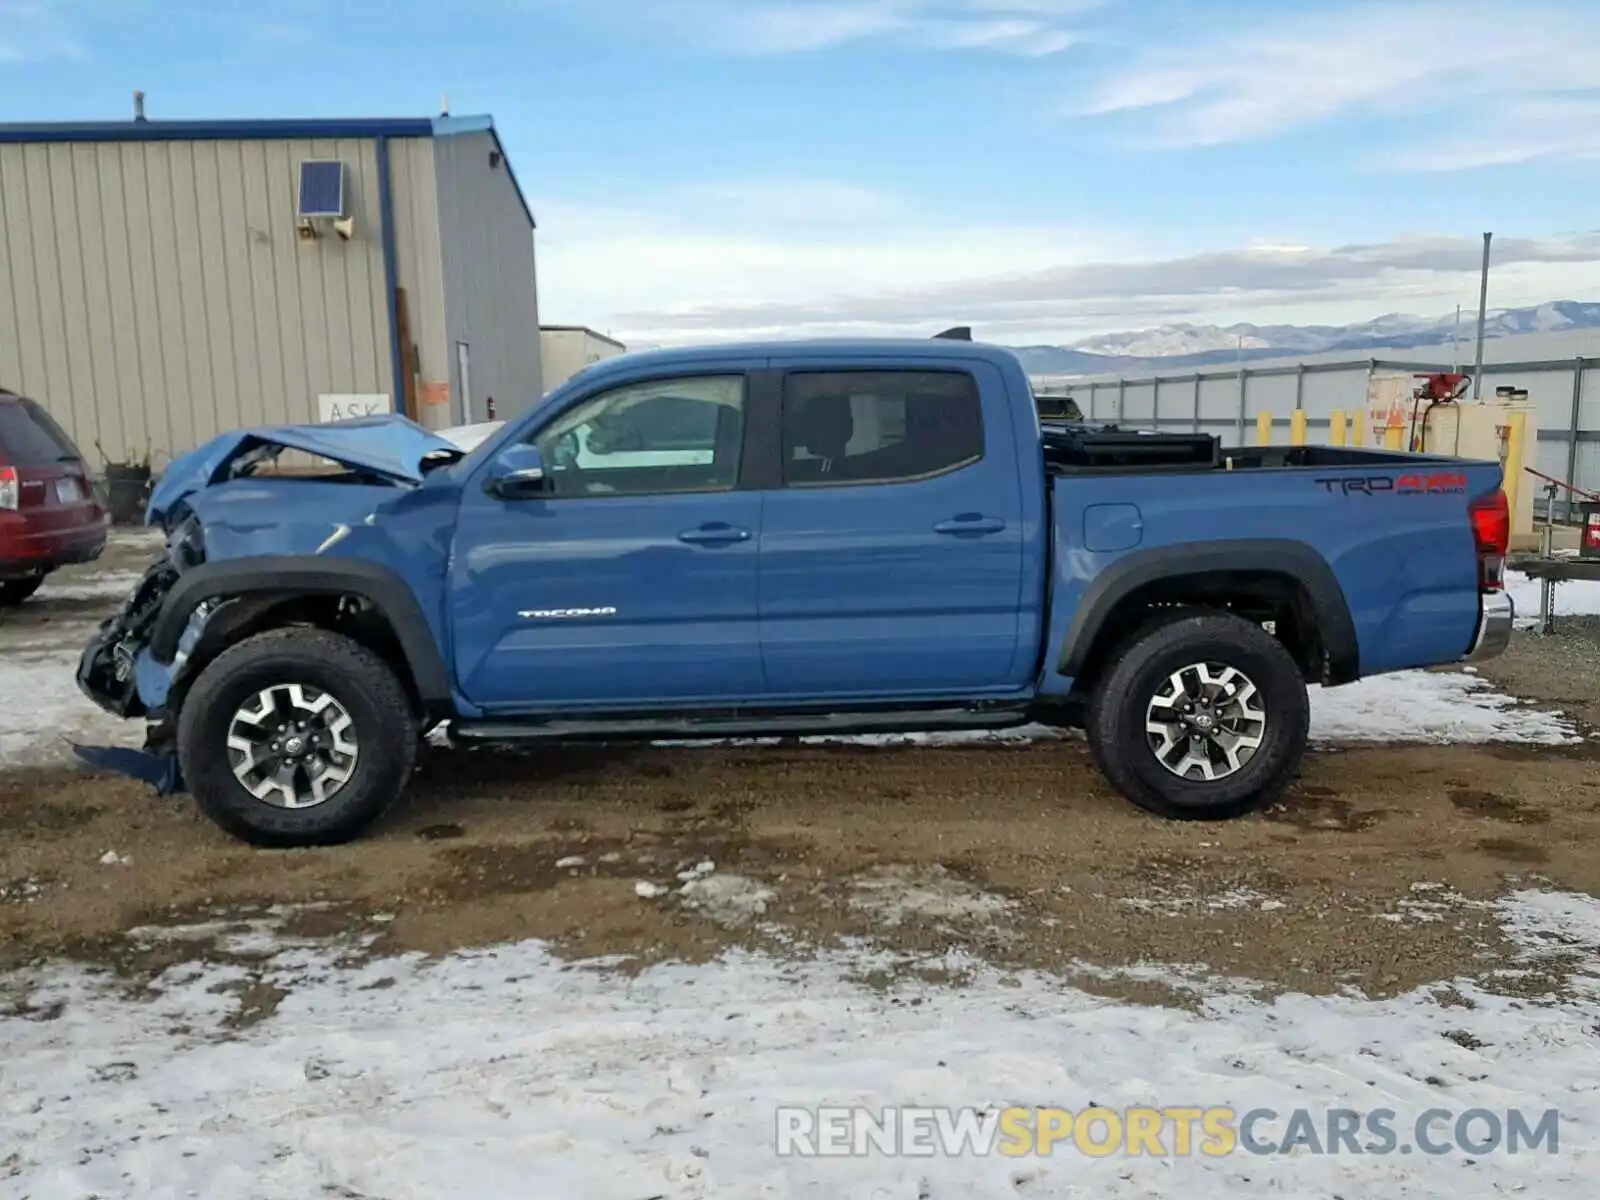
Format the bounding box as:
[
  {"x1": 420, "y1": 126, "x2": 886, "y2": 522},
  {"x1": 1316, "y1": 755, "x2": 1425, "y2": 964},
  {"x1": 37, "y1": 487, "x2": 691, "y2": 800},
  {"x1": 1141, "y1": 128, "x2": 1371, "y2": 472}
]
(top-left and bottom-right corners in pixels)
[{"x1": 77, "y1": 337, "x2": 1513, "y2": 846}]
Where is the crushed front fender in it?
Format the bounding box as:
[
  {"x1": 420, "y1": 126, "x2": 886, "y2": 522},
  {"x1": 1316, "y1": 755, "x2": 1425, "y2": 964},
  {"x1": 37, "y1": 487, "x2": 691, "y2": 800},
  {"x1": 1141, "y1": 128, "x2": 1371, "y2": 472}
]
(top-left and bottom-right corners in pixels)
[{"x1": 76, "y1": 556, "x2": 179, "y2": 719}]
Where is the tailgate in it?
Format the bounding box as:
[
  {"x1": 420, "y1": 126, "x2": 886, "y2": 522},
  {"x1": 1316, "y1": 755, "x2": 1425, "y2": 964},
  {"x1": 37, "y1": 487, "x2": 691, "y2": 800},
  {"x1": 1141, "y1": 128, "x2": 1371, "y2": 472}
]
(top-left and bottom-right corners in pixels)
[{"x1": 13, "y1": 464, "x2": 99, "y2": 532}]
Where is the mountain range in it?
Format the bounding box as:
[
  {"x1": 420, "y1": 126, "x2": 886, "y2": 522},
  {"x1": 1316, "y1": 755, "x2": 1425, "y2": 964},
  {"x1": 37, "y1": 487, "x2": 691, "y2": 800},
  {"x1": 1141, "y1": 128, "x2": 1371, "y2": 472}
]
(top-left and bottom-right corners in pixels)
[{"x1": 1009, "y1": 300, "x2": 1600, "y2": 377}]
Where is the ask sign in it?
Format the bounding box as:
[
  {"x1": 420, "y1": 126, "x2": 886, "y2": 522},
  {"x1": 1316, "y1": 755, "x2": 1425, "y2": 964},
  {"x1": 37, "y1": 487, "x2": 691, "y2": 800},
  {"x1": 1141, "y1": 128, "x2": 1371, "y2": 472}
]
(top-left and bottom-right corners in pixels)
[{"x1": 318, "y1": 394, "x2": 391, "y2": 423}]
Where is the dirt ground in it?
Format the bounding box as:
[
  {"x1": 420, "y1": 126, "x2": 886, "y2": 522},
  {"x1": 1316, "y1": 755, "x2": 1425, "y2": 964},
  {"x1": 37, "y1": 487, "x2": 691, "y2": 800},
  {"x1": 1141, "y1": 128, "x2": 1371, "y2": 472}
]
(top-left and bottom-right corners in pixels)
[{"x1": 4, "y1": 537, "x2": 1600, "y2": 1014}]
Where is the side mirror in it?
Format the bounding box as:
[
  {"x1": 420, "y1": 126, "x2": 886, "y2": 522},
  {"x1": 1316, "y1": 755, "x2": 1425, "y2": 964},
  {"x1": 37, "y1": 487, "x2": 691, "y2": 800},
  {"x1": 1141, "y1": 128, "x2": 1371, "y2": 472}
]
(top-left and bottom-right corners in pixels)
[{"x1": 485, "y1": 443, "x2": 549, "y2": 500}]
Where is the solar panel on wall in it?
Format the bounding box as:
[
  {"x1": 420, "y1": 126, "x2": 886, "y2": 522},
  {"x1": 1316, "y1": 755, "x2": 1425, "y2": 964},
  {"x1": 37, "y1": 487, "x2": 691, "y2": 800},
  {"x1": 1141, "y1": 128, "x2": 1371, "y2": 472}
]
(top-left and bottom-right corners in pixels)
[{"x1": 298, "y1": 160, "x2": 346, "y2": 218}]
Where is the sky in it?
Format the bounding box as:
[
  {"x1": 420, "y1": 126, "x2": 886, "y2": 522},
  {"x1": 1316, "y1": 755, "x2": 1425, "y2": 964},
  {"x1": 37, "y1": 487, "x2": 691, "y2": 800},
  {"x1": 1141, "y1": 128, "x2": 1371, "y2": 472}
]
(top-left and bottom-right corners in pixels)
[{"x1": 1, "y1": 0, "x2": 1598, "y2": 346}]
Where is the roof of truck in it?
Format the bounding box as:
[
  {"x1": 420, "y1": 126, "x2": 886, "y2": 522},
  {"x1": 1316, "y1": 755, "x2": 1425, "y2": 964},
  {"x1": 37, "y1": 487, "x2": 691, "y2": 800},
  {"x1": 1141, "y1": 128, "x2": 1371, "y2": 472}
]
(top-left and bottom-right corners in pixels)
[{"x1": 574, "y1": 337, "x2": 1024, "y2": 384}]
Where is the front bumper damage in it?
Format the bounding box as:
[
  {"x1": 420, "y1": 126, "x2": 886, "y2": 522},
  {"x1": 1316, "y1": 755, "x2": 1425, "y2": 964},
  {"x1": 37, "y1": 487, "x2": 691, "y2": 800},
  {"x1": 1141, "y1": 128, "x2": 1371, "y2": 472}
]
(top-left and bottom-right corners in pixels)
[
  {"x1": 74, "y1": 545, "x2": 194, "y2": 794},
  {"x1": 76, "y1": 555, "x2": 177, "y2": 720}
]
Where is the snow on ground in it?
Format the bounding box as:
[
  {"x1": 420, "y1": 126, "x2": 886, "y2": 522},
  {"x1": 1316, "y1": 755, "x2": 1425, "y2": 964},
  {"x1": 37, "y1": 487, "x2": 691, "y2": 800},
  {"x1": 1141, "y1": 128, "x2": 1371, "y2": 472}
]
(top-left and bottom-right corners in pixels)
[
  {"x1": 646, "y1": 669, "x2": 1577, "y2": 752},
  {"x1": 35, "y1": 569, "x2": 144, "y2": 602},
  {"x1": 1309, "y1": 669, "x2": 1578, "y2": 745},
  {"x1": 849, "y1": 864, "x2": 1016, "y2": 928},
  {"x1": 3, "y1": 888, "x2": 1597, "y2": 1198},
  {"x1": 1507, "y1": 571, "x2": 1600, "y2": 629},
  {"x1": 0, "y1": 648, "x2": 141, "y2": 768}
]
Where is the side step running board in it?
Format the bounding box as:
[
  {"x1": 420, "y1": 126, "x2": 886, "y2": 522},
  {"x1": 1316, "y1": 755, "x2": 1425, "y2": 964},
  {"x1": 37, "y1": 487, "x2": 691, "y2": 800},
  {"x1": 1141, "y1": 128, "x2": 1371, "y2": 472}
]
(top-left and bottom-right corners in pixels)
[{"x1": 450, "y1": 704, "x2": 1033, "y2": 744}]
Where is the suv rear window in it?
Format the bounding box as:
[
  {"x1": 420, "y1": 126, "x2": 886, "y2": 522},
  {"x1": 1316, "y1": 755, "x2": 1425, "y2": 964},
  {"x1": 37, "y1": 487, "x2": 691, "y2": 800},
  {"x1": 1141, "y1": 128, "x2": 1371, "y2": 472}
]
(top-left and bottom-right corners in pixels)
[{"x1": 0, "y1": 396, "x2": 82, "y2": 466}]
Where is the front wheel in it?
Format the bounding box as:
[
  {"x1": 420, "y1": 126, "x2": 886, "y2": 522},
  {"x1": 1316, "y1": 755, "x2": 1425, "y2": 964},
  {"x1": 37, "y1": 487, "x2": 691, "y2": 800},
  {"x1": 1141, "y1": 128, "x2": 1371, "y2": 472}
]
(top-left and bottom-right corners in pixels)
[
  {"x1": 178, "y1": 628, "x2": 418, "y2": 846},
  {"x1": 1086, "y1": 611, "x2": 1309, "y2": 821}
]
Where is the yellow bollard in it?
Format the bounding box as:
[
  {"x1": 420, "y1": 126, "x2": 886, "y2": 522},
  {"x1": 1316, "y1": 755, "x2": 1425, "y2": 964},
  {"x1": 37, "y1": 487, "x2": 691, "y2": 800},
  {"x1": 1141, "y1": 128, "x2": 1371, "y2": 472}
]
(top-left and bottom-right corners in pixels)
[
  {"x1": 1329, "y1": 410, "x2": 1347, "y2": 446},
  {"x1": 1351, "y1": 414, "x2": 1365, "y2": 447},
  {"x1": 1384, "y1": 422, "x2": 1404, "y2": 451},
  {"x1": 1256, "y1": 411, "x2": 1272, "y2": 446},
  {"x1": 1290, "y1": 410, "x2": 1308, "y2": 446},
  {"x1": 1503, "y1": 409, "x2": 1527, "y2": 526}
]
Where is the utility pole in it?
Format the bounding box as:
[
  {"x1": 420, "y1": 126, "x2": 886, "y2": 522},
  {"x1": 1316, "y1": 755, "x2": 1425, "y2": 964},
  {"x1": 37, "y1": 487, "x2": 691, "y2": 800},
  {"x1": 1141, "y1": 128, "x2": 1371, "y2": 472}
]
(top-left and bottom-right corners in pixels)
[{"x1": 1472, "y1": 232, "x2": 1492, "y2": 401}]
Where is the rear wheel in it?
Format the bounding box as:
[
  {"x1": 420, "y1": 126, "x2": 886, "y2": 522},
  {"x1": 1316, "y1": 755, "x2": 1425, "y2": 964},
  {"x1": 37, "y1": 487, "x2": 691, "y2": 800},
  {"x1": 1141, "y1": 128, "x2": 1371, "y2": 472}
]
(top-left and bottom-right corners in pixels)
[
  {"x1": 1086, "y1": 611, "x2": 1309, "y2": 820},
  {"x1": 178, "y1": 628, "x2": 417, "y2": 846},
  {"x1": 0, "y1": 576, "x2": 44, "y2": 606}
]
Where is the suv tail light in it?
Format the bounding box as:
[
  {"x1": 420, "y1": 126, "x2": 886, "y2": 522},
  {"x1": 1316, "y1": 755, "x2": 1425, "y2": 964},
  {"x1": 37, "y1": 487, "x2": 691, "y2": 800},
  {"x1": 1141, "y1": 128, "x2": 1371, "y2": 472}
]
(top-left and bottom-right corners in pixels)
[
  {"x1": 0, "y1": 466, "x2": 16, "y2": 511},
  {"x1": 1469, "y1": 488, "x2": 1510, "y2": 591}
]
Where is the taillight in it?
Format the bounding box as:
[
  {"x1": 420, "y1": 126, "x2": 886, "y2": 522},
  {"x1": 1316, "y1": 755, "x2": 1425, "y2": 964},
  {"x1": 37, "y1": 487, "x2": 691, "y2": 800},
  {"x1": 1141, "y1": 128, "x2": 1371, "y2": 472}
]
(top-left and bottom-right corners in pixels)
[
  {"x1": 0, "y1": 466, "x2": 16, "y2": 511},
  {"x1": 1469, "y1": 488, "x2": 1510, "y2": 591}
]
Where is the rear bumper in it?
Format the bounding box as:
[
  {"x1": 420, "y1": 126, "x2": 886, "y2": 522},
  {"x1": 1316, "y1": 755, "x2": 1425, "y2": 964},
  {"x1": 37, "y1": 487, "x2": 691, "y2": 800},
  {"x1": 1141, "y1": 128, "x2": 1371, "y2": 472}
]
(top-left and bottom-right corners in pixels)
[
  {"x1": 1463, "y1": 590, "x2": 1514, "y2": 663},
  {"x1": 0, "y1": 512, "x2": 109, "y2": 578}
]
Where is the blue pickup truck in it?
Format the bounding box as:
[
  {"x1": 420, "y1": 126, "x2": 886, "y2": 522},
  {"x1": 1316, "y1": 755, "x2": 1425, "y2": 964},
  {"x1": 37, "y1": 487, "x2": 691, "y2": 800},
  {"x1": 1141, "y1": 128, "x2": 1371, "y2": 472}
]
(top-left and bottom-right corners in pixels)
[{"x1": 77, "y1": 336, "x2": 1513, "y2": 846}]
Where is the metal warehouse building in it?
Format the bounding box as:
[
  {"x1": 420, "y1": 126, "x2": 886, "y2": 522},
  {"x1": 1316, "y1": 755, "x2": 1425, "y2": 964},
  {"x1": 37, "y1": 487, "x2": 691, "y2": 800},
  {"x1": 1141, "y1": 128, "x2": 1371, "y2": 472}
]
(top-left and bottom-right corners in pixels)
[
  {"x1": 0, "y1": 113, "x2": 541, "y2": 469},
  {"x1": 539, "y1": 324, "x2": 626, "y2": 393}
]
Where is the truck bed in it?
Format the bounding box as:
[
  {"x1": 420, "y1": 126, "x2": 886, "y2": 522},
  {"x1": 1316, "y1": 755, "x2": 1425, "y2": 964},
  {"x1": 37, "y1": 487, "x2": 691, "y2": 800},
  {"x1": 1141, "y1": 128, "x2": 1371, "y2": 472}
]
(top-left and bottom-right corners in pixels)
[{"x1": 1040, "y1": 423, "x2": 1462, "y2": 476}]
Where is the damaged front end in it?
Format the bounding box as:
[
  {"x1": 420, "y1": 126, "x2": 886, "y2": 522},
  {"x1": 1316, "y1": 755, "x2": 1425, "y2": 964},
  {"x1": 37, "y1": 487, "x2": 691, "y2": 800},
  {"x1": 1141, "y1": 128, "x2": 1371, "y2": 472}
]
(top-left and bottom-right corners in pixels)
[
  {"x1": 74, "y1": 513, "x2": 211, "y2": 791},
  {"x1": 72, "y1": 413, "x2": 464, "y2": 794},
  {"x1": 77, "y1": 514, "x2": 207, "y2": 721}
]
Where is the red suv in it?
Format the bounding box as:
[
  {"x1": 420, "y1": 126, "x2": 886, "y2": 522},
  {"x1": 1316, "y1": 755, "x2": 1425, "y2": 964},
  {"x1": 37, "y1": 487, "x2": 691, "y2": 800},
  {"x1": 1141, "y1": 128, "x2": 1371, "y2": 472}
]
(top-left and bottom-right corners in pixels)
[{"x1": 0, "y1": 389, "x2": 108, "y2": 605}]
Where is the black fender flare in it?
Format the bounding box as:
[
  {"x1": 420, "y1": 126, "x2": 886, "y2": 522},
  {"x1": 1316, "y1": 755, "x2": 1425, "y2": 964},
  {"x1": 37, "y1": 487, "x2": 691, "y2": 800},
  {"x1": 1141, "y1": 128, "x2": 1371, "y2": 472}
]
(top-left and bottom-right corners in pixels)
[
  {"x1": 148, "y1": 556, "x2": 452, "y2": 709},
  {"x1": 1058, "y1": 538, "x2": 1360, "y2": 683}
]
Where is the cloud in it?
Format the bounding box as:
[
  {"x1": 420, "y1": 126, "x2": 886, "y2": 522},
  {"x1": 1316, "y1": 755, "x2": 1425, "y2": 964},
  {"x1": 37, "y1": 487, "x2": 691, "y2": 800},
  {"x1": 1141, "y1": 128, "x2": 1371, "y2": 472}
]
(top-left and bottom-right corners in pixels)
[
  {"x1": 1394, "y1": 96, "x2": 1600, "y2": 171},
  {"x1": 1078, "y1": 2, "x2": 1600, "y2": 162},
  {"x1": 0, "y1": 1, "x2": 84, "y2": 61},
  {"x1": 556, "y1": 0, "x2": 1100, "y2": 56},
  {"x1": 533, "y1": 190, "x2": 1600, "y2": 344},
  {"x1": 533, "y1": 177, "x2": 1134, "y2": 344}
]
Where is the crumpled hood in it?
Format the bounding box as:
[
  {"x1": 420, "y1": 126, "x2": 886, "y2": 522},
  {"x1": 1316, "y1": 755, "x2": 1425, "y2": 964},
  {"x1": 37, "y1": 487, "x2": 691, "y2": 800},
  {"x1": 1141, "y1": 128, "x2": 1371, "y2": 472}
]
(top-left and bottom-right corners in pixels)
[{"x1": 147, "y1": 414, "x2": 461, "y2": 524}]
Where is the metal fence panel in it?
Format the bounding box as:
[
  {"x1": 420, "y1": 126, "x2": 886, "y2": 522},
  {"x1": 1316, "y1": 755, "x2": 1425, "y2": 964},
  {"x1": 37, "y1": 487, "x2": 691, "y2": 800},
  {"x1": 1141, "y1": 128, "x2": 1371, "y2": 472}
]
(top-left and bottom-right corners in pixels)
[
  {"x1": 1037, "y1": 354, "x2": 1598, "y2": 505},
  {"x1": 1123, "y1": 381, "x2": 1156, "y2": 422},
  {"x1": 1580, "y1": 365, "x2": 1600, "y2": 429},
  {"x1": 1198, "y1": 376, "x2": 1237, "y2": 424}
]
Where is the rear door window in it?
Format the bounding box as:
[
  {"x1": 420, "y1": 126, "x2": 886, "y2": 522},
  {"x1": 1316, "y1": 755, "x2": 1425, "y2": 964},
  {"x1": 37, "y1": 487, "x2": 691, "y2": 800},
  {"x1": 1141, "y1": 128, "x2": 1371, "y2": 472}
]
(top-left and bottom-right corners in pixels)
[
  {"x1": 0, "y1": 398, "x2": 81, "y2": 466},
  {"x1": 780, "y1": 369, "x2": 984, "y2": 487}
]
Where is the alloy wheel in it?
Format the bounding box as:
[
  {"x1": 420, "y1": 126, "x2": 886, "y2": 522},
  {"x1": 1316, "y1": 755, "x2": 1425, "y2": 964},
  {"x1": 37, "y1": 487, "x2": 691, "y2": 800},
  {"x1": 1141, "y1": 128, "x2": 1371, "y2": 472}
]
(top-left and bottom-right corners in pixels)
[
  {"x1": 225, "y1": 683, "x2": 359, "y2": 808},
  {"x1": 1144, "y1": 661, "x2": 1267, "y2": 782}
]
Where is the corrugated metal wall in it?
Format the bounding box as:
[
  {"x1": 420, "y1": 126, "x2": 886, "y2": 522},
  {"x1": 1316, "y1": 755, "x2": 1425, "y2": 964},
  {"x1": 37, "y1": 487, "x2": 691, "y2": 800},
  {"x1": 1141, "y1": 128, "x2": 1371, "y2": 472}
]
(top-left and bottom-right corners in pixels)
[
  {"x1": 434, "y1": 131, "x2": 542, "y2": 424},
  {"x1": 0, "y1": 136, "x2": 412, "y2": 466},
  {"x1": 386, "y1": 137, "x2": 449, "y2": 427}
]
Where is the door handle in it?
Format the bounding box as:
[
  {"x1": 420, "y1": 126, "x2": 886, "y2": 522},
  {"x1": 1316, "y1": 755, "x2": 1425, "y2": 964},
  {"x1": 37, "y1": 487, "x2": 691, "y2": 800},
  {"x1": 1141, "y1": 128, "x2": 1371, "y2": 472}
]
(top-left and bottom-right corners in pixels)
[
  {"x1": 934, "y1": 514, "x2": 1006, "y2": 535},
  {"x1": 678, "y1": 523, "x2": 752, "y2": 545}
]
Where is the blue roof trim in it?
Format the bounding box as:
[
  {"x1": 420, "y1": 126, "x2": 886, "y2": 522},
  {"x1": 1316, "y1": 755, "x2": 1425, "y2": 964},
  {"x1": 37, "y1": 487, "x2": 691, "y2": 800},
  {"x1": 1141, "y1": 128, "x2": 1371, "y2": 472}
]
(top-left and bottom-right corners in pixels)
[
  {"x1": 432, "y1": 115, "x2": 495, "y2": 136},
  {"x1": 0, "y1": 111, "x2": 537, "y2": 232},
  {"x1": 0, "y1": 117, "x2": 439, "y2": 143}
]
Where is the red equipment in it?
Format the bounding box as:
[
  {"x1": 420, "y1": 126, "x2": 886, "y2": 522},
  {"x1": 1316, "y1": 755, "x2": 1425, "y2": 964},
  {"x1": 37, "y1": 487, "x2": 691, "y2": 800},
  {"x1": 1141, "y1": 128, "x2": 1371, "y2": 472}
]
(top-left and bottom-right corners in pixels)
[{"x1": 1408, "y1": 372, "x2": 1471, "y2": 451}]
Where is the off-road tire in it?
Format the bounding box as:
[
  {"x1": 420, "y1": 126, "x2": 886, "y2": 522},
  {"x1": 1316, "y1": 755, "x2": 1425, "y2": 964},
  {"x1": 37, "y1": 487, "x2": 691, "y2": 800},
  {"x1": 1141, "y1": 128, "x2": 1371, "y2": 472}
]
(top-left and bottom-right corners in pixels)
[
  {"x1": 178, "y1": 628, "x2": 417, "y2": 847},
  {"x1": 1086, "y1": 610, "x2": 1309, "y2": 821},
  {"x1": 1081, "y1": 607, "x2": 1198, "y2": 781},
  {"x1": 0, "y1": 576, "x2": 44, "y2": 606}
]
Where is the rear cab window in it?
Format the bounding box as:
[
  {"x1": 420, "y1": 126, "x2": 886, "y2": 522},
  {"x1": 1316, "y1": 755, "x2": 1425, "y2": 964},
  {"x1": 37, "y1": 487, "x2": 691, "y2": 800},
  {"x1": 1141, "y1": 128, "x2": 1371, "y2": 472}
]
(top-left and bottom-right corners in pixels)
[
  {"x1": 780, "y1": 369, "x2": 984, "y2": 487},
  {"x1": 0, "y1": 396, "x2": 82, "y2": 466}
]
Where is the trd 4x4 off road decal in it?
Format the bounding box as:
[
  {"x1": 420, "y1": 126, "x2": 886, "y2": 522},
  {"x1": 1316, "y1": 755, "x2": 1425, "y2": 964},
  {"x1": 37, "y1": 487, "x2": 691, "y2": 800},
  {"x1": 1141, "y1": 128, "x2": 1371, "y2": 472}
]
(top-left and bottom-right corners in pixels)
[{"x1": 1314, "y1": 472, "x2": 1469, "y2": 496}]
